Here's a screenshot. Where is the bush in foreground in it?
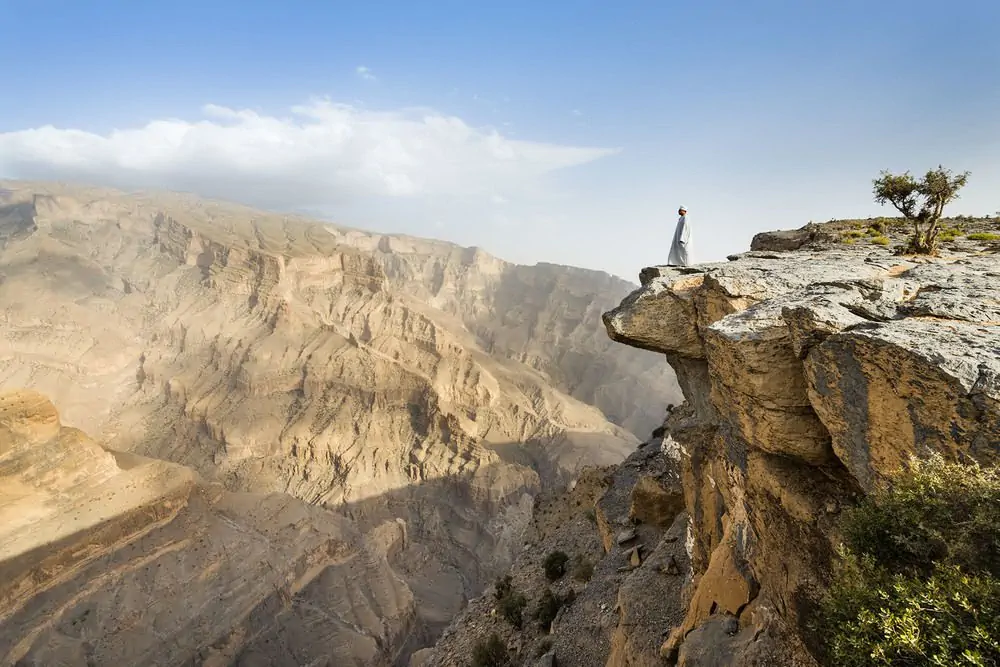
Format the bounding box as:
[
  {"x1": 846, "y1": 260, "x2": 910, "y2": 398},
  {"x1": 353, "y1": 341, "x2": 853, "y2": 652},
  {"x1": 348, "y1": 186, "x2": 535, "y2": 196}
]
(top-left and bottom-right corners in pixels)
[
  {"x1": 815, "y1": 455, "x2": 1000, "y2": 666},
  {"x1": 493, "y1": 574, "x2": 527, "y2": 627}
]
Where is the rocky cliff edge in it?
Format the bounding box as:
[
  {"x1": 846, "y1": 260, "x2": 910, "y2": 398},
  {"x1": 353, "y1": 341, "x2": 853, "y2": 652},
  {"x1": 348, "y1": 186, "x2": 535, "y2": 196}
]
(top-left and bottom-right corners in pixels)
[
  {"x1": 421, "y1": 221, "x2": 1000, "y2": 666},
  {"x1": 602, "y1": 228, "x2": 1000, "y2": 663}
]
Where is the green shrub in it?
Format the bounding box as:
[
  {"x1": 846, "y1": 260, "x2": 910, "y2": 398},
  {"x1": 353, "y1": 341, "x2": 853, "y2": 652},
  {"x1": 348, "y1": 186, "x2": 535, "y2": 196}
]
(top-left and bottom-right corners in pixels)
[
  {"x1": 497, "y1": 587, "x2": 528, "y2": 629},
  {"x1": 533, "y1": 587, "x2": 576, "y2": 632},
  {"x1": 534, "y1": 588, "x2": 562, "y2": 632},
  {"x1": 471, "y1": 633, "x2": 509, "y2": 667},
  {"x1": 841, "y1": 456, "x2": 1000, "y2": 577},
  {"x1": 815, "y1": 455, "x2": 1000, "y2": 666},
  {"x1": 543, "y1": 550, "x2": 570, "y2": 582},
  {"x1": 494, "y1": 575, "x2": 513, "y2": 601},
  {"x1": 877, "y1": 216, "x2": 904, "y2": 230},
  {"x1": 869, "y1": 235, "x2": 890, "y2": 246},
  {"x1": 968, "y1": 232, "x2": 1000, "y2": 241},
  {"x1": 938, "y1": 226, "x2": 963, "y2": 241}
]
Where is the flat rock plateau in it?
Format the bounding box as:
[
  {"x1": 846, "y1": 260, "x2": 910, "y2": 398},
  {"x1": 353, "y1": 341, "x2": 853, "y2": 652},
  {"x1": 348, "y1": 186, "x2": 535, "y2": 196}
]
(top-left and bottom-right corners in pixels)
[{"x1": 0, "y1": 181, "x2": 680, "y2": 666}]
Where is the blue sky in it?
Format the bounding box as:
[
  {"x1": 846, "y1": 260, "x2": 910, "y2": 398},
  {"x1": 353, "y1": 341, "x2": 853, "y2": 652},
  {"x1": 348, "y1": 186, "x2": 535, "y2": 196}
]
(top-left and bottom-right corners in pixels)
[{"x1": 2, "y1": 0, "x2": 999, "y2": 280}]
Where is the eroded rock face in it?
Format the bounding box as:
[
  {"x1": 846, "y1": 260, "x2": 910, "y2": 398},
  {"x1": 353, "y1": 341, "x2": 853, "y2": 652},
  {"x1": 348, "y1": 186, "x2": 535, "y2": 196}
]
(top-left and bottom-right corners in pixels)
[
  {"x1": 0, "y1": 181, "x2": 680, "y2": 660},
  {"x1": 0, "y1": 390, "x2": 416, "y2": 667},
  {"x1": 602, "y1": 239, "x2": 1000, "y2": 664},
  {"x1": 420, "y1": 439, "x2": 693, "y2": 667}
]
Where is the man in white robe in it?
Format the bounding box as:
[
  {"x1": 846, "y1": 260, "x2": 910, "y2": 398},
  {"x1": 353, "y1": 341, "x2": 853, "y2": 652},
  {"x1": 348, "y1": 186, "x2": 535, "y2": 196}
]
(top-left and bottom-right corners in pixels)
[{"x1": 668, "y1": 205, "x2": 691, "y2": 266}]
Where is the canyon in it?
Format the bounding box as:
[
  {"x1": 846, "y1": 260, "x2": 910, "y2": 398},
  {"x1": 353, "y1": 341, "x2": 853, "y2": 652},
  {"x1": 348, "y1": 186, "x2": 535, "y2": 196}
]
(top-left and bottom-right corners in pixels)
[
  {"x1": 6, "y1": 178, "x2": 997, "y2": 666},
  {"x1": 0, "y1": 180, "x2": 679, "y2": 665}
]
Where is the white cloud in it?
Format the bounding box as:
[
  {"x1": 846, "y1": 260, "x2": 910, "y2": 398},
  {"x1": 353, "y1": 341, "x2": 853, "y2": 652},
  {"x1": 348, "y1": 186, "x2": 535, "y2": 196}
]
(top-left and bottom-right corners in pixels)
[
  {"x1": 0, "y1": 99, "x2": 618, "y2": 209},
  {"x1": 571, "y1": 109, "x2": 583, "y2": 116},
  {"x1": 356, "y1": 65, "x2": 377, "y2": 81}
]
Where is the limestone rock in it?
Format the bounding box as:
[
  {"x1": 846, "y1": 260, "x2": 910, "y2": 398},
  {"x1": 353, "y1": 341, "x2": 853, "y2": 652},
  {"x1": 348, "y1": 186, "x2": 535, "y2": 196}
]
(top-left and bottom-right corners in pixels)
[
  {"x1": 660, "y1": 518, "x2": 759, "y2": 659},
  {"x1": 602, "y1": 275, "x2": 705, "y2": 357},
  {"x1": 806, "y1": 318, "x2": 1000, "y2": 490},
  {"x1": 625, "y1": 545, "x2": 643, "y2": 567},
  {"x1": 675, "y1": 607, "x2": 816, "y2": 667},
  {"x1": 409, "y1": 648, "x2": 435, "y2": 667},
  {"x1": 616, "y1": 528, "x2": 637, "y2": 546},
  {"x1": 606, "y1": 513, "x2": 690, "y2": 667},
  {"x1": 749, "y1": 223, "x2": 837, "y2": 252},
  {"x1": 602, "y1": 224, "x2": 1000, "y2": 664},
  {"x1": 628, "y1": 474, "x2": 684, "y2": 528},
  {"x1": 532, "y1": 650, "x2": 556, "y2": 667}
]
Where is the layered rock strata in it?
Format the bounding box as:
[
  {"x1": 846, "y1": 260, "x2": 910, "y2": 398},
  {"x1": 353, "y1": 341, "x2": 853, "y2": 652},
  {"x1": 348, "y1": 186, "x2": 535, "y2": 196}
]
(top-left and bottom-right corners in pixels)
[
  {"x1": 0, "y1": 180, "x2": 680, "y2": 660},
  {"x1": 0, "y1": 390, "x2": 416, "y2": 666}
]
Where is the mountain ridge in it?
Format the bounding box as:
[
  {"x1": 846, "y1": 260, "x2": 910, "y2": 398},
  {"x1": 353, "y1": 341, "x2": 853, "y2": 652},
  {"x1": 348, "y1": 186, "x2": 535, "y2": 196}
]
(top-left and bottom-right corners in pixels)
[{"x1": 0, "y1": 179, "x2": 680, "y2": 664}]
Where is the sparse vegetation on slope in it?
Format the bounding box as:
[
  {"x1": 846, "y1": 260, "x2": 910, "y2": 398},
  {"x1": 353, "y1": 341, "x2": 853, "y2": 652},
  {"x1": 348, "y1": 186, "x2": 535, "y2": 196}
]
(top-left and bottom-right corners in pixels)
[
  {"x1": 471, "y1": 633, "x2": 510, "y2": 667},
  {"x1": 495, "y1": 576, "x2": 529, "y2": 629},
  {"x1": 534, "y1": 587, "x2": 575, "y2": 632},
  {"x1": 543, "y1": 550, "x2": 570, "y2": 582},
  {"x1": 815, "y1": 455, "x2": 1000, "y2": 667}
]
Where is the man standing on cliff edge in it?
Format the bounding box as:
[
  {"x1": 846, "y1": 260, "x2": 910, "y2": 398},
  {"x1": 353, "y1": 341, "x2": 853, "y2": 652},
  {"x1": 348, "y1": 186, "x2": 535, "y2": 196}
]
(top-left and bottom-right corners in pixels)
[{"x1": 668, "y1": 205, "x2": 691, "y2": 266}]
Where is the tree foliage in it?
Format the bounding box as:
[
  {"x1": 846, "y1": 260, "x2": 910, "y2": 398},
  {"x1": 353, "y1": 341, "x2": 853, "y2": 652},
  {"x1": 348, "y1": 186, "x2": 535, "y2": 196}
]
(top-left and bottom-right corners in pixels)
[
  {"x1": 872, "y1": 166, "x2": 969, "y2": 254},
  {"x1": 815, "y1": 455, "x2": 1000, "y2": 666}
]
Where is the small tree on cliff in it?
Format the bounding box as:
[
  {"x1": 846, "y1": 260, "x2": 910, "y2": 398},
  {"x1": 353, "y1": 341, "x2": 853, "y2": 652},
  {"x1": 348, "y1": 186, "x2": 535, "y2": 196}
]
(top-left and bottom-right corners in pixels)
[{"x1": 872, "y1": 166, "x2": 969, "y2": 254}]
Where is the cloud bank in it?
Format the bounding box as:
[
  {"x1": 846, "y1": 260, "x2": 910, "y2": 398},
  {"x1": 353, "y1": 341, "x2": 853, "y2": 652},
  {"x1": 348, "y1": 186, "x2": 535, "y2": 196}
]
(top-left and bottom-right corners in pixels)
[{"x1": 0, "y1": 99, "x2": 618, "y2": 212}]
